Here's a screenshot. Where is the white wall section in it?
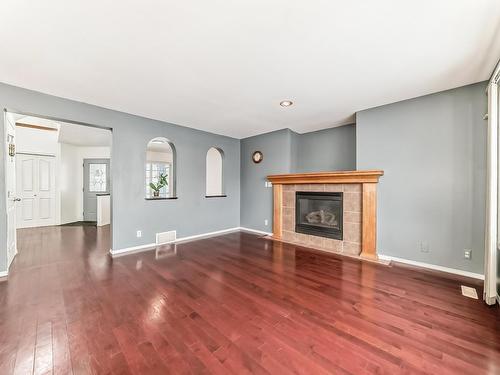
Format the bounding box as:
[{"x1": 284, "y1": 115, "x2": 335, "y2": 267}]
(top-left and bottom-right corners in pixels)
[{"x1": 206, "y1": 147, "x2": 223, "y2": 196}]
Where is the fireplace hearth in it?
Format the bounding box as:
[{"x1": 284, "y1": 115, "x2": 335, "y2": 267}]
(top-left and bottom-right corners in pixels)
[{"x1": 295, "y1": 192, "x2": 343, "y2": 240}]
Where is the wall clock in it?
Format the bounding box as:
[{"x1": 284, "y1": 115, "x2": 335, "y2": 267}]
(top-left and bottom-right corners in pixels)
[{"x1": 252, "y1": 151, "x2": 263, "y2": 164}]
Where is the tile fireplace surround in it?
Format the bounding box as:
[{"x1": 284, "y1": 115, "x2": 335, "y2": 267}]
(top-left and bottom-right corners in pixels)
[{"x1": 267, "y1": 170, "x2": 384, "y2": 260}]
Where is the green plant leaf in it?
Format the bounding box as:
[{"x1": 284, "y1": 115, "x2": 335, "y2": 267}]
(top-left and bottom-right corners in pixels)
[{"x1": 158, "y1": 173, "x2": 168, "y2": 187}]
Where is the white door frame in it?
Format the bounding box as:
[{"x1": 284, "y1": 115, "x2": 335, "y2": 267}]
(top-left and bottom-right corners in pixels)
[
  {"x1": 484, "y1": 60, "x2": 500, "y2": 305},
  {"x1": 3, "y1": 111, "x2": 17, "y2": 272}
]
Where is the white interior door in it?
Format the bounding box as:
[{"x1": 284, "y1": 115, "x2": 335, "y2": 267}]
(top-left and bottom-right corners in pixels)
[
  {"x1": 37, "y1": 157, "x2": 56, "y2": 226},
  {"x1": 5, "y1": 113, "x2": 17, "y2": 268},
  {"x1": 16, "y1": 154, "x2": 56, "y2": 228}
]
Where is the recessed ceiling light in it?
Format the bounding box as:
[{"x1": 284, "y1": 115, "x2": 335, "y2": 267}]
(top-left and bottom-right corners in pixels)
[{"x1": 280, "y1": 100, "x2": 293, "y2": 107}]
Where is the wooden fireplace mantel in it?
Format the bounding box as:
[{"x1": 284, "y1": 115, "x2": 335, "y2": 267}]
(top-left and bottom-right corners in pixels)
[
  {"x1": 267, "y1": 170, "x2": 384, "y2": 260},
  {"x1": 267, "y1": 170, "x2": 384, "y2": 185}
]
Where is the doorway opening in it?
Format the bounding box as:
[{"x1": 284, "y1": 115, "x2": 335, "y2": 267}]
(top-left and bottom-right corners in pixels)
[{"x1": 4, "y1": 110, "x2": 112, "y2": 271}]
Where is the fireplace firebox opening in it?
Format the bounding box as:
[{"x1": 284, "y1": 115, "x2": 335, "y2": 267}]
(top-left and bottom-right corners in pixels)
[{"x1": 295, "y1": 191, "x2": 343, "y2": 240}]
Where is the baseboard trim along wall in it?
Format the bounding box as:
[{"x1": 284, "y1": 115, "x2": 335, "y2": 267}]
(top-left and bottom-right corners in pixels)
[
  {"x1": 109, "y1": 243, "x2": 157, "y2": 257},
  {"x1": 378, "y1": 254, "x2": 484, "y2": 280},
  {"x1": 110, "y1": 227, "x2": 273, "y2": 257},
  {"x1": 238, "y1": 227, "x2": 273, "y2": 236},
  {"x1": 0, "y1": 270, "x2": 8, "y2": 281},
  {"x1": 174, "y1": 227, "x2": 240, "y2": 243}
]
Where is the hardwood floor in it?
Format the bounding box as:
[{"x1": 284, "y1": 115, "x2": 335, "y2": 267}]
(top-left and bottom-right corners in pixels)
[{"x1": 1, "y1": 225, "x2": 499, "y2": 374}]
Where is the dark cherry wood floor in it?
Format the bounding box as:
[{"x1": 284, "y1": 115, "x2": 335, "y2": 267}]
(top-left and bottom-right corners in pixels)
[{"x1": 1, "y1": 226, "x2": 500, "y2": 374}]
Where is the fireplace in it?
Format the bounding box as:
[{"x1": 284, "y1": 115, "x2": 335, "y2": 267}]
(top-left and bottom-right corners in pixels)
[
  {"x1": 268, "y1": 171, "x2": 383, "y2": 259},
  {"x1": 295, "y1": 191, "x2": 343, "y2": 240}
]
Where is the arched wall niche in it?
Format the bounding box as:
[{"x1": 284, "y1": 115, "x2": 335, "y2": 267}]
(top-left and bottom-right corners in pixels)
[
  {"x1": 145, "y1": 137, "x2": 176, "y2": 199},
  {"x1": 206, "y1": 147, "x2": 224, "y2": 197}
]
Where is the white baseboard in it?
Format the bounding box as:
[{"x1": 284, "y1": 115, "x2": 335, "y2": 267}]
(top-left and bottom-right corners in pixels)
[
  {"x1": 175, "y1": 227, "x2": 240, "y2": 243},
  {"x1": 238, "y1": 227, "x2": 273, "y2": 236},
  {"x1": 109, "y1": 243, "x2": 156, "y2": 257},
  {"x1": 378, "y1": 254, "x2": 484, "y2": 280},
  {"x1": 109, "y1": 227, "x2": 243, "y2": 257},
  {"x1": 0, "y1": 270, "x2": 8, "y2": 280}
]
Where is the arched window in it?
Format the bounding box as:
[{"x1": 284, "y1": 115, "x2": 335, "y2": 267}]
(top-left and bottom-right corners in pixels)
[
  {"x1": 145, "y1": 137, "x2": 176, "y2": 199},
  {"x1": 206, "y1": 147, "x2": 224, "y2": 197}
]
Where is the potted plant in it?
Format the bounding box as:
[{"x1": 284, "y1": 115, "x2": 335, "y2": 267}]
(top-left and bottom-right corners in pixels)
[{"x1": 149, "y1": 173, "x2": 168, "y2": 198}]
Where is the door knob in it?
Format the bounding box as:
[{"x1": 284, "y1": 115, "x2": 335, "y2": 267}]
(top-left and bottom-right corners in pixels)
[{"x1": 14, "y1": 198, "x2": 21, "y2": 202}]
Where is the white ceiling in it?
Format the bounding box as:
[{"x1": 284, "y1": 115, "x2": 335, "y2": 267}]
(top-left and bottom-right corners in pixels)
[
  {"x1": 15, "y1": 115, "x2": 59, "y2": 129},
  {"x1": 58, "y1": 122, "x2": 111, "y2": 147},
  {"x1": 1, "y1": 1, "x2": 500, "y2": 138},
  {"x1": 15, "y1": 114, "x2": 111, "y2": 146}
]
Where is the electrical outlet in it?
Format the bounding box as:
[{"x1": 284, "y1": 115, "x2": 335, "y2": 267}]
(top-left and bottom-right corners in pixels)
[
  {"x1": 419, "y1": 241, "x2": 430, "y2": 253},
  {"x1": 136, "y1": 230, "x2": 142, "y2": 238},
  {"x1": 264, "y1": 181, "x2": 273, "y2": 188},
  {"x1": 264, "y1": 219, "x2": 269, "y2": 226},
  {"x1": 464, "y1": 249, "x2": 472, "y2": 260}
]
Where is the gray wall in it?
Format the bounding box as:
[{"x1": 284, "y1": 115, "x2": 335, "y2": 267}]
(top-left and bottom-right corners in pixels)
[
  {"x1": 0, "y1": 83, "x2": 240, "y2": 272},
  {"x1": 240, "y1": 129, "x2": 294, "y2": 232},
  {"x1": 295, "y1": 125, "x2": 356, "y2": 172},
  {"x1": 240, "y1": 125, "x2": 357, "y2": 233},
  {"x1": 357, "y1": 81, "x2": 487, "y2": 274}
]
